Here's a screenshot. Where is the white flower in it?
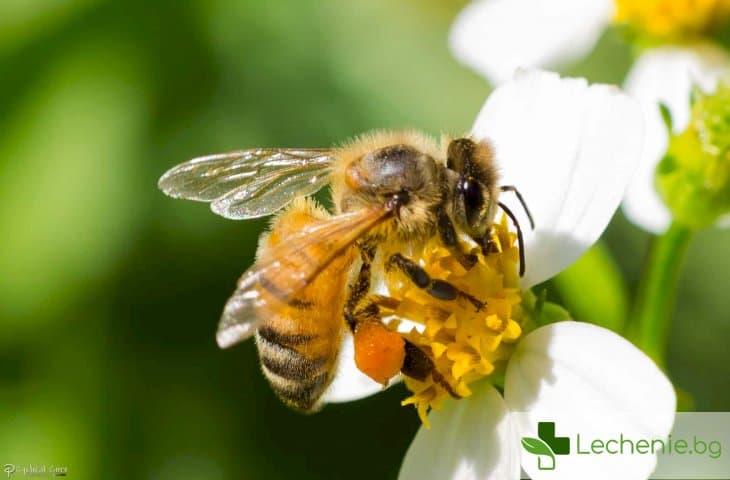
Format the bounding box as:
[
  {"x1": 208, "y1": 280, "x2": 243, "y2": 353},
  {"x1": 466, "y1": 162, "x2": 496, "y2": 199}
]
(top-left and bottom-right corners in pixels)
[
  {"x1": 449, "y1": 0, "x2": 613, "y2": 86},
  {"x1": 400, "y1": 322, "x2": 676, "y2": 480},
  {"x1": 449, "y1": 0, "x2": 730, "y2": 233},
  {"x1": 325, "y1": 70, "x2": 676, "y2": 479}
]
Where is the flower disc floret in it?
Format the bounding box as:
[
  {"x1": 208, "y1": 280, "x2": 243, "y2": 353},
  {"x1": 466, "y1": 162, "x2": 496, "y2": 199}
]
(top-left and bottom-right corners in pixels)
[
  {"x1": 614, "y1": 0, "x2": 730, "y2": 39},
  {"x1": 382, "y1": 217, "x2": 524, "y2": 426}
]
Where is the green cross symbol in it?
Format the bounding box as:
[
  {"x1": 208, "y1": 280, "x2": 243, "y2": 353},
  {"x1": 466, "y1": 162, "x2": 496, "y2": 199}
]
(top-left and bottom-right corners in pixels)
[{"x1": 521, "y1": 421, "x2": 570, "y2": 471}]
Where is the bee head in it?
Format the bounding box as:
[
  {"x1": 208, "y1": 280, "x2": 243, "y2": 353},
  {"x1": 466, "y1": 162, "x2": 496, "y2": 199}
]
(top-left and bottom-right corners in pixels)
[
  {"x1": 447, "y1": 138, "x2": 499, "y2": 239},
  {"x1": 341, "y1": 144, "x2": 442, "y2": 238}
]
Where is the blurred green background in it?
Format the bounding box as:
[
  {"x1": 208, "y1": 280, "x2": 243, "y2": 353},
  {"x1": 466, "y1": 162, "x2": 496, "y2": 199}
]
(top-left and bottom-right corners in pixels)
[{"x1": 0, "y1": 1, "x2": 728, "y2": 479}]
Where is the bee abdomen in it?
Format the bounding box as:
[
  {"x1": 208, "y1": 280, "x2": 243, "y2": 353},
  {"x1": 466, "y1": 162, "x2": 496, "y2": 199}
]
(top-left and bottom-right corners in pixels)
[
  {"x1": 258, "y1": 326, "x2": 316, "y2": 346},
  {"x1": 260, "y1": 348, "x2": 327, "y2": 379},
  {"x1": 256, "y1": 328, "x2": 333, "y2": 412}
]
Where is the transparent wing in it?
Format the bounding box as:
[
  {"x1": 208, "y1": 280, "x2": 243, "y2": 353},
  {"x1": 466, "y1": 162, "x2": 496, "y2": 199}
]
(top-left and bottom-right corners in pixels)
[
  {"x1": 157, "y1": 148, "x2": 335, "y2": 219},
  {"x1": 216, "y1": 206, "x2": 391, "y2": 349}
]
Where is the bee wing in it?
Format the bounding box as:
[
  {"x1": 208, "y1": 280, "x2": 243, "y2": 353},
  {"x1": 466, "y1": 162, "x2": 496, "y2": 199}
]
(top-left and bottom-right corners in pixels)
[
  {"x1": 216, "y1": 206, "x2": 391, "y2": 349},
  {"x1": 158, "y1": 148, "x2": 335, "y2": 219}
]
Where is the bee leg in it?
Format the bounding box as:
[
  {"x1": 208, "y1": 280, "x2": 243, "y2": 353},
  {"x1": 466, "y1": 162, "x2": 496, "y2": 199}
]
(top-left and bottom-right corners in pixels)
[
  {"x1": 478, "y1": 226, "x2": 498, "y2": 256},
  {"x1": 386, "y1": 253, "x2": 485, "y2": 312},
  {"x1": 347, "y1": 294, "x2": 462, "y2": 398},
  {"x1": 402, "y1": 340, "x2": 461, "y2": 399},
  {"x1": 346, "y1": 289, "x2": 407, "y2": 386},
  {"x1": 437, "y1": 209, "x2": 478, "y2": 270},
  {"x1": 344, "y1": 243, "x2": 377, "y2": 332}
]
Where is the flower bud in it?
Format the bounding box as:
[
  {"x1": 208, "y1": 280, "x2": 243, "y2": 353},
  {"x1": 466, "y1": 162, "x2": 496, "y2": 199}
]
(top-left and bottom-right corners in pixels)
[{"x1": 656, "y1": 83, "x2": 730, "y2": 229}]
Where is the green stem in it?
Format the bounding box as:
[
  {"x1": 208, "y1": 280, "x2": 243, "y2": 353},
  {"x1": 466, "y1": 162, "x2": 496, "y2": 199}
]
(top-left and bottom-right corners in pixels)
[{"x1": 631, "y1": 222, "x2": 693, "y2": 367}]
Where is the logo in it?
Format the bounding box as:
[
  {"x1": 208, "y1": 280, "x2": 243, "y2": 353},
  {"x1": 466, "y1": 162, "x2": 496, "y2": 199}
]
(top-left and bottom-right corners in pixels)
[
  {"x1": 521, "y1": 421, "x2": 571, "y2": 470},
  {"x1": 1, "y1": 465, "x2": 67, "y2": 478}
]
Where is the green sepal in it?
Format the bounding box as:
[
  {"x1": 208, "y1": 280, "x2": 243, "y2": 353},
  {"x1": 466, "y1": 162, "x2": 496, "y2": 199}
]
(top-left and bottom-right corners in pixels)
[
  {"x1": 659, "y1": 102, "x2": 673, "y2": 132},
  {"x1": 519, "y1": 289, "x2": 571, "y2": 334}
]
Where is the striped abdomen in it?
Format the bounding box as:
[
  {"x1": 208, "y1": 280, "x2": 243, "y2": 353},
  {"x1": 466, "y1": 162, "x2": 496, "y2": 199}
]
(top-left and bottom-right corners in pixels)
[{"x1": 254, "y1": 199, "x2": 356, "y2": 412}]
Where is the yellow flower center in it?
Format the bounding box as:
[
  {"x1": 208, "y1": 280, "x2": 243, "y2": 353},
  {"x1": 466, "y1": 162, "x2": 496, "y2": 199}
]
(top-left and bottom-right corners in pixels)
[
  {"x1": 614, "y1": 0, "x2": 730, "y2": 39},
  {"x1": 381, "y1": 217, "x2": 524, "y2": 426}
]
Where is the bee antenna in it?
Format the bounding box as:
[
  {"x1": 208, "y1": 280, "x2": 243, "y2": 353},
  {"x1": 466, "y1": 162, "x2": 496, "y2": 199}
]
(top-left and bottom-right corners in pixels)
[
  {"x1": 500, "y1": 185, "x2": 534, "y2": 230},
  {"x1": 498, "y1": 201, "x2": 526, "y2": 277}
]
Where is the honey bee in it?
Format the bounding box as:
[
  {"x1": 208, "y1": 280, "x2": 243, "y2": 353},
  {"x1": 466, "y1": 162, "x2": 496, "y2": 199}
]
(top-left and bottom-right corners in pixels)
[{"x1": 158, "y1": 130, "x2": 533, "y2": 412}]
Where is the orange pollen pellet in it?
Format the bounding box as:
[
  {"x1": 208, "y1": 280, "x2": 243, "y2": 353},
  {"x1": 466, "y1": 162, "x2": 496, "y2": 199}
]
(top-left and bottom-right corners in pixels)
[{"x1": 353, "y1": 321, "x2": 406, "y2": 386}]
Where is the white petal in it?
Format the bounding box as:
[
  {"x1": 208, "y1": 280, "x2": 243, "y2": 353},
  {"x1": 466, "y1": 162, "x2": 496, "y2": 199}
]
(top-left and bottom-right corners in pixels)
[
  {"x1": 399, "y1": 382, "x2": 520, "y2": 480},
  {"x1": 471, "y1": 70, "x2": 643, "y2": 287},
  {"x1": 321, "y1": 331, "x2": 398, "y2": 404},
  {"x1": 449, "y1": 0, "x2": 612, "y2": 85},
  {"x1": 505, "y1": 321, "x2": 676, "y2": 480},
  {"x1": 622, "y1": 44, "x2": 730, "y2": 233}
]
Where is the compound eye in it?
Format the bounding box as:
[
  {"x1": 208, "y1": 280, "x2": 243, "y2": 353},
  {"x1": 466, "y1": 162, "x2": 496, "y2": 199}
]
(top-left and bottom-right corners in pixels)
[{"x1": 459, "y1": 178, "x2": 484, "y2": 228}]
